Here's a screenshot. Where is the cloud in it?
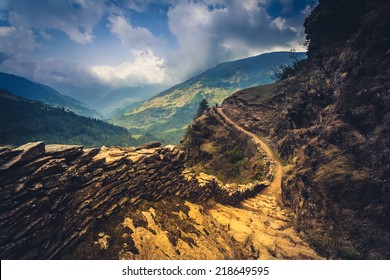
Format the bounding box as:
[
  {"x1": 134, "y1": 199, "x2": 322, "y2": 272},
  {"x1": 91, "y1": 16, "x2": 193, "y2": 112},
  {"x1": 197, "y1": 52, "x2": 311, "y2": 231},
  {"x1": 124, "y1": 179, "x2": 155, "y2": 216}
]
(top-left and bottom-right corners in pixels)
[
  {"x1": 165, "y1": 0, "x2": 304, "y2": 81},
  {"x1": 124, "y1": 0, "x2": 180, "y2": 12},
  {"x1": 108, "y1": 15, "x2": 157, "y2": 50},
  {"x1": 271, "y1": 17, "x2": 287, "y2": 30},
  {"x1": 89, "y1": 49, "x2": 167, "y2": 87},
  {"x1": 92, "y1": 15, "x2": 165, "y2": 87},
  {"x1": 0, "y1": 54, "x2": 98, "y2": 87},
  {"x1": 34, "y1": 59, "x2": 97, "y2": 86},
  {"x1": 0, "y1": 0, "x2": 314, "y2": 104},
  {"x1": 39, "y1": 31, "x2": 52, "y2": 40},
  {"x1": 4, "y1": 0, "x2": 106, "y2": 44},
  {"x1": 166, "y1": 2, "x2": 227, "y2": 81},
  {"x1": 0, "y1": 26, "x2": 12, "y2": 36},
  {"x1": 0, "y1": 24, "x2": 37, "y2": 60}
]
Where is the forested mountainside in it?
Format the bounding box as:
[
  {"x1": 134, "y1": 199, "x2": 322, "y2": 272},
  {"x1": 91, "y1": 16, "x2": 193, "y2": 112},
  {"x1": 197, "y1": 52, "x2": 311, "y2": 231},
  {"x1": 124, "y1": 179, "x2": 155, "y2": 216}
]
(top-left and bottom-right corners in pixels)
[
  {"x1": 0, "y1": 90, "x2": 151, "y2": 147},
  {"x1": 209, "y1": 0, "x2": 389, "y2": 259},
  {"x1": 0, "y1": 72, "x2": 101, "y2": 119}
]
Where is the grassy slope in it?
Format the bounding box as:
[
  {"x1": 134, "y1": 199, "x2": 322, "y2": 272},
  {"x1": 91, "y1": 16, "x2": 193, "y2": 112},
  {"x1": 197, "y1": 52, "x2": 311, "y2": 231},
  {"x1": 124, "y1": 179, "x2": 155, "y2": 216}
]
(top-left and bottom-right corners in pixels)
[
  {"x1": 110, "y1": 52, "x2": 305, "y2": 144},
  {"x1": 181, "y1": 108, "x2": 271, "y2": 184},
  {"x1": 233, "y1": 84, "x2": 277, "y2": 105}
]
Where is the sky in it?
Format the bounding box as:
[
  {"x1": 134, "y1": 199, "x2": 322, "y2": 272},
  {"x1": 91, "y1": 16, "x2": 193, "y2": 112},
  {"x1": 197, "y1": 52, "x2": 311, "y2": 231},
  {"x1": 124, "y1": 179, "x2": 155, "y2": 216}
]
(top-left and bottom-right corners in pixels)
[{"x1": 0, "y1": 0, "x2": 316, "y2": 105}]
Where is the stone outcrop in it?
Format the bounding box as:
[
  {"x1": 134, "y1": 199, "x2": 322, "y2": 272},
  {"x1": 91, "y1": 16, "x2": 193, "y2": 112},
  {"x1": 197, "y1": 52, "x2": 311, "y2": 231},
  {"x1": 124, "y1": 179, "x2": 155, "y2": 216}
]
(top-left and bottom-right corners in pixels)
[
  {"x1": 0, "y1": 141, "x2": 268, "y2": 259},
  {"x1": 183, "y1": 171, "x2": 269, "y2": 204}
]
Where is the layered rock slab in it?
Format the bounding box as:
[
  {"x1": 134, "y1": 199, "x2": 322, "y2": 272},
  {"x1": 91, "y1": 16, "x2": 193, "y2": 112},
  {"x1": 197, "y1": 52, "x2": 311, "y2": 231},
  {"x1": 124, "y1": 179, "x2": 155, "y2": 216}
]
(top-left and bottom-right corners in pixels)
[{"x1": 0, "y1": 142, "x2": 267, "y2": 259}]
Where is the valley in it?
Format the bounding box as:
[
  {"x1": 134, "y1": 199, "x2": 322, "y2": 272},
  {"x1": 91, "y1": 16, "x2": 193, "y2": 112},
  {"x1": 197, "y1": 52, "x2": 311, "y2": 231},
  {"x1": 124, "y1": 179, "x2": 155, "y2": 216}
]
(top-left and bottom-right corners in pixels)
[
  {"x1": 0, "y1": 52, "x2": 304, "y2": 148},
  {"x1": 109, "y1": 52, "x2": 305, "y2": 144},
  {"x1": 0, "y1": 0, "x2": 389, "y2": 261},
  {"x1": 0, "y1": 73, "x2": 101, "y2": 119},
  {"x1": 0, "y1": 90, "x2": 151, "y2": 147}
]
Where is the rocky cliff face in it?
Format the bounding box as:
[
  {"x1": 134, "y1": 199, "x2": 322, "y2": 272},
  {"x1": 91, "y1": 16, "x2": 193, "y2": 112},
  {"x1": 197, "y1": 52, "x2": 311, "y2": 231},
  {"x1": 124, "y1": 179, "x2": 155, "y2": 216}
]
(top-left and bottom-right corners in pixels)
[
  {"x1": 221, "y1": 0, "x2": 390, "y2": 259},
  {"x1": 0, "y1": 141, "x2": 268, "y2": 259}
]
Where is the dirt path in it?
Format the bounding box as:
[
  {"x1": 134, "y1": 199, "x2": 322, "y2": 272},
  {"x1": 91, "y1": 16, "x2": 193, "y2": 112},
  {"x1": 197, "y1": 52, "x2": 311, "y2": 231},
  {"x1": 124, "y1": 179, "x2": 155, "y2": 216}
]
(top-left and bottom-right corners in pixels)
[
  {"x1": 216, "y1": 107, "x2": 283, "y2": 196},
  {"x1": 210, "y1": 107, "x2": 322, "y2": 259},
  {"x1": 70, "y1": 108, "x2": 322, "y2": 260}
]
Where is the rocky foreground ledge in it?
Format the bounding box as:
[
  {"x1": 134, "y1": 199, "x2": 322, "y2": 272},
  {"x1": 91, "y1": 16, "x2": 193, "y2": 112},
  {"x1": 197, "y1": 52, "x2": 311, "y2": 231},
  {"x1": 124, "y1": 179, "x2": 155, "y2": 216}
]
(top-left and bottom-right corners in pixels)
[{"x1": 0, "y1": 141, "x2": 269, "y2": 259}]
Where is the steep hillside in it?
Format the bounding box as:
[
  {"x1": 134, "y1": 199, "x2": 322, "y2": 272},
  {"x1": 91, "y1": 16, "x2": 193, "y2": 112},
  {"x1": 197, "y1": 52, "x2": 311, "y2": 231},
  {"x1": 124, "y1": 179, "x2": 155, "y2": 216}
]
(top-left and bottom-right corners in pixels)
[
  {"x1": 0, "y1": 90, "x2": 150, "y2": 147},
  {"x1": 219, "y1": 0, "x2": 390, "y2": 259},
  {"x1": 0, "y1": 72, "x2": 101, "y2": 119},
  {"x1": 110, "y1": 52, "x2": 306, "y2": 144},
  {"x1": 181, "y1": 107, "x2": 273, "y2": 184}
]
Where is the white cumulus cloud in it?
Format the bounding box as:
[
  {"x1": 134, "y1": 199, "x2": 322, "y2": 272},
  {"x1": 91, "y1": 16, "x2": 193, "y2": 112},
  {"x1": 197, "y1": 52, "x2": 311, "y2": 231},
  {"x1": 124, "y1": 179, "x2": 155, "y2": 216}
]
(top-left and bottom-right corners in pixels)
[
  {"x1": 108, "y1": 15, "x2": 157, "y2": 50},
  {"x1": 90, "y1": 49, "x2": 167, "y2": 87}
]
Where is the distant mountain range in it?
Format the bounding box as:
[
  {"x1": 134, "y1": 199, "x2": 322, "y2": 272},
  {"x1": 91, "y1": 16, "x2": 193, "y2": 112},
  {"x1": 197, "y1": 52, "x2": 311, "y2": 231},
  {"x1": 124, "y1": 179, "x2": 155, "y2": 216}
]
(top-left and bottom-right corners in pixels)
[
  {"x1": 0, "y1": 90, "x2": 148, "y2": 147},
  {"x1": 97, "y1": 85, "x2": 165, "y2": 119},
  {"x1": 110, "y1": 51, "x2": 306, "y2": 144},
  {"x1": 0, "y1": 72, "x2": 101, "y2": 119},
  {"x1": 0, "y1": 52, "x2": 306, "y2": 145}
]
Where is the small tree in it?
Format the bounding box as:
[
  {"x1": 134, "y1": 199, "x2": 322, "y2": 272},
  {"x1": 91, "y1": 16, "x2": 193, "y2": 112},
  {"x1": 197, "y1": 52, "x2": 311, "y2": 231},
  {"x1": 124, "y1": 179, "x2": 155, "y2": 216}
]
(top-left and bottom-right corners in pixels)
[
  {"x1": 272, "y1": 64, "x2": 295, "y2": 81},
  {"x1": 273, "y1": 49, "x2": 305, "y2": 81},
  {"x1": 289, "y1": 48, "x2": 299, "y2": 63},
  {"x1": 195, "y1": 98, "x2": 209, "y2": 119}
]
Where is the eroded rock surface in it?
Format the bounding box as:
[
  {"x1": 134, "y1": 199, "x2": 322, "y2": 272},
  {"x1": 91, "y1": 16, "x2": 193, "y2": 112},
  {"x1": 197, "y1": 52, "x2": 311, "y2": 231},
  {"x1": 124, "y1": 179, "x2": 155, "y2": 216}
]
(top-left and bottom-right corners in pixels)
[{"x1": 0, "y1": 141, "x2": 269, "y2": 259}]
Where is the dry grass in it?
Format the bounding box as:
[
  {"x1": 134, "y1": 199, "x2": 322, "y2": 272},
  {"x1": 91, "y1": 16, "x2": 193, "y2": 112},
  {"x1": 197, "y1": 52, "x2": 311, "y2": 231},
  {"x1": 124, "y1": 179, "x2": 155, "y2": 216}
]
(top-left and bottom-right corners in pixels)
[{"x1": 233, "y1": 83, "x2": 277, "y2": 105}]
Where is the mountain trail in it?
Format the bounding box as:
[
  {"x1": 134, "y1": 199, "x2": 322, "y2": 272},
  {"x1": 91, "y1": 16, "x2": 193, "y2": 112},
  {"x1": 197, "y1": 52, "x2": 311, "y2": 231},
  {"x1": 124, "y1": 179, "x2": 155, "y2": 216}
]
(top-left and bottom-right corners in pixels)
[
  {"x1": 216, "y1": 107, "x2": 283, "y2": 196},
  {"x1": 211, "y1": 107, "x2": 322, "y2": 259}
]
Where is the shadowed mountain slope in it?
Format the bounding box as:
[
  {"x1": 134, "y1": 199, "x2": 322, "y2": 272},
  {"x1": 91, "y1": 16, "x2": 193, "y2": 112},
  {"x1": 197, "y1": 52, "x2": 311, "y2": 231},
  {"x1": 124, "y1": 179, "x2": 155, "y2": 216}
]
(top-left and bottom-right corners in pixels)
[{"x1": 0, "y1": 72, "x2": 101, "y2": 119}]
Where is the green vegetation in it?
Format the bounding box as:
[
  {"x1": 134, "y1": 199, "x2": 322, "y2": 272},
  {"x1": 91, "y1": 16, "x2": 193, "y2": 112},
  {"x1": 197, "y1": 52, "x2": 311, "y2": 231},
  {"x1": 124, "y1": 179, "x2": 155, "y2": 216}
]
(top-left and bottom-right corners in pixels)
[
  {"x1": 110, "y1": 51, "x2": 306, "y2": 144},
  {"x1": 0, "y1": 90, "x2": 152, "y2": 148},
  {"x1": 273, "y1": 64, "x2": 298, "y2": 81},
  {"x1": 0, "y1": 72, "x2": 101, "y2": 119},
  {"x1": 273, "y1": 50, "x2": 306, "y2": 82},
  {"x1": 182, "y1": 110, "x2": 269, "y2": 184},
  {"x1": 195, "y1": 99, "x2": 209, "y2": 120}
]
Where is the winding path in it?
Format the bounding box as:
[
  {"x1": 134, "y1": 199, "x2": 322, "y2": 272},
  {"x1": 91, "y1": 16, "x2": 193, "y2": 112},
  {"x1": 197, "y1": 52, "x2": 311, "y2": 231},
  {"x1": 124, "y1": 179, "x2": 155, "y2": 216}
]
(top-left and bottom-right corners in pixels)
[
  {"x1": 216, "y1": 107, "x2": 283, "y2": 196},
  {"x1": 209, "y1": 107, "x2": 322, "y2": 259}
]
